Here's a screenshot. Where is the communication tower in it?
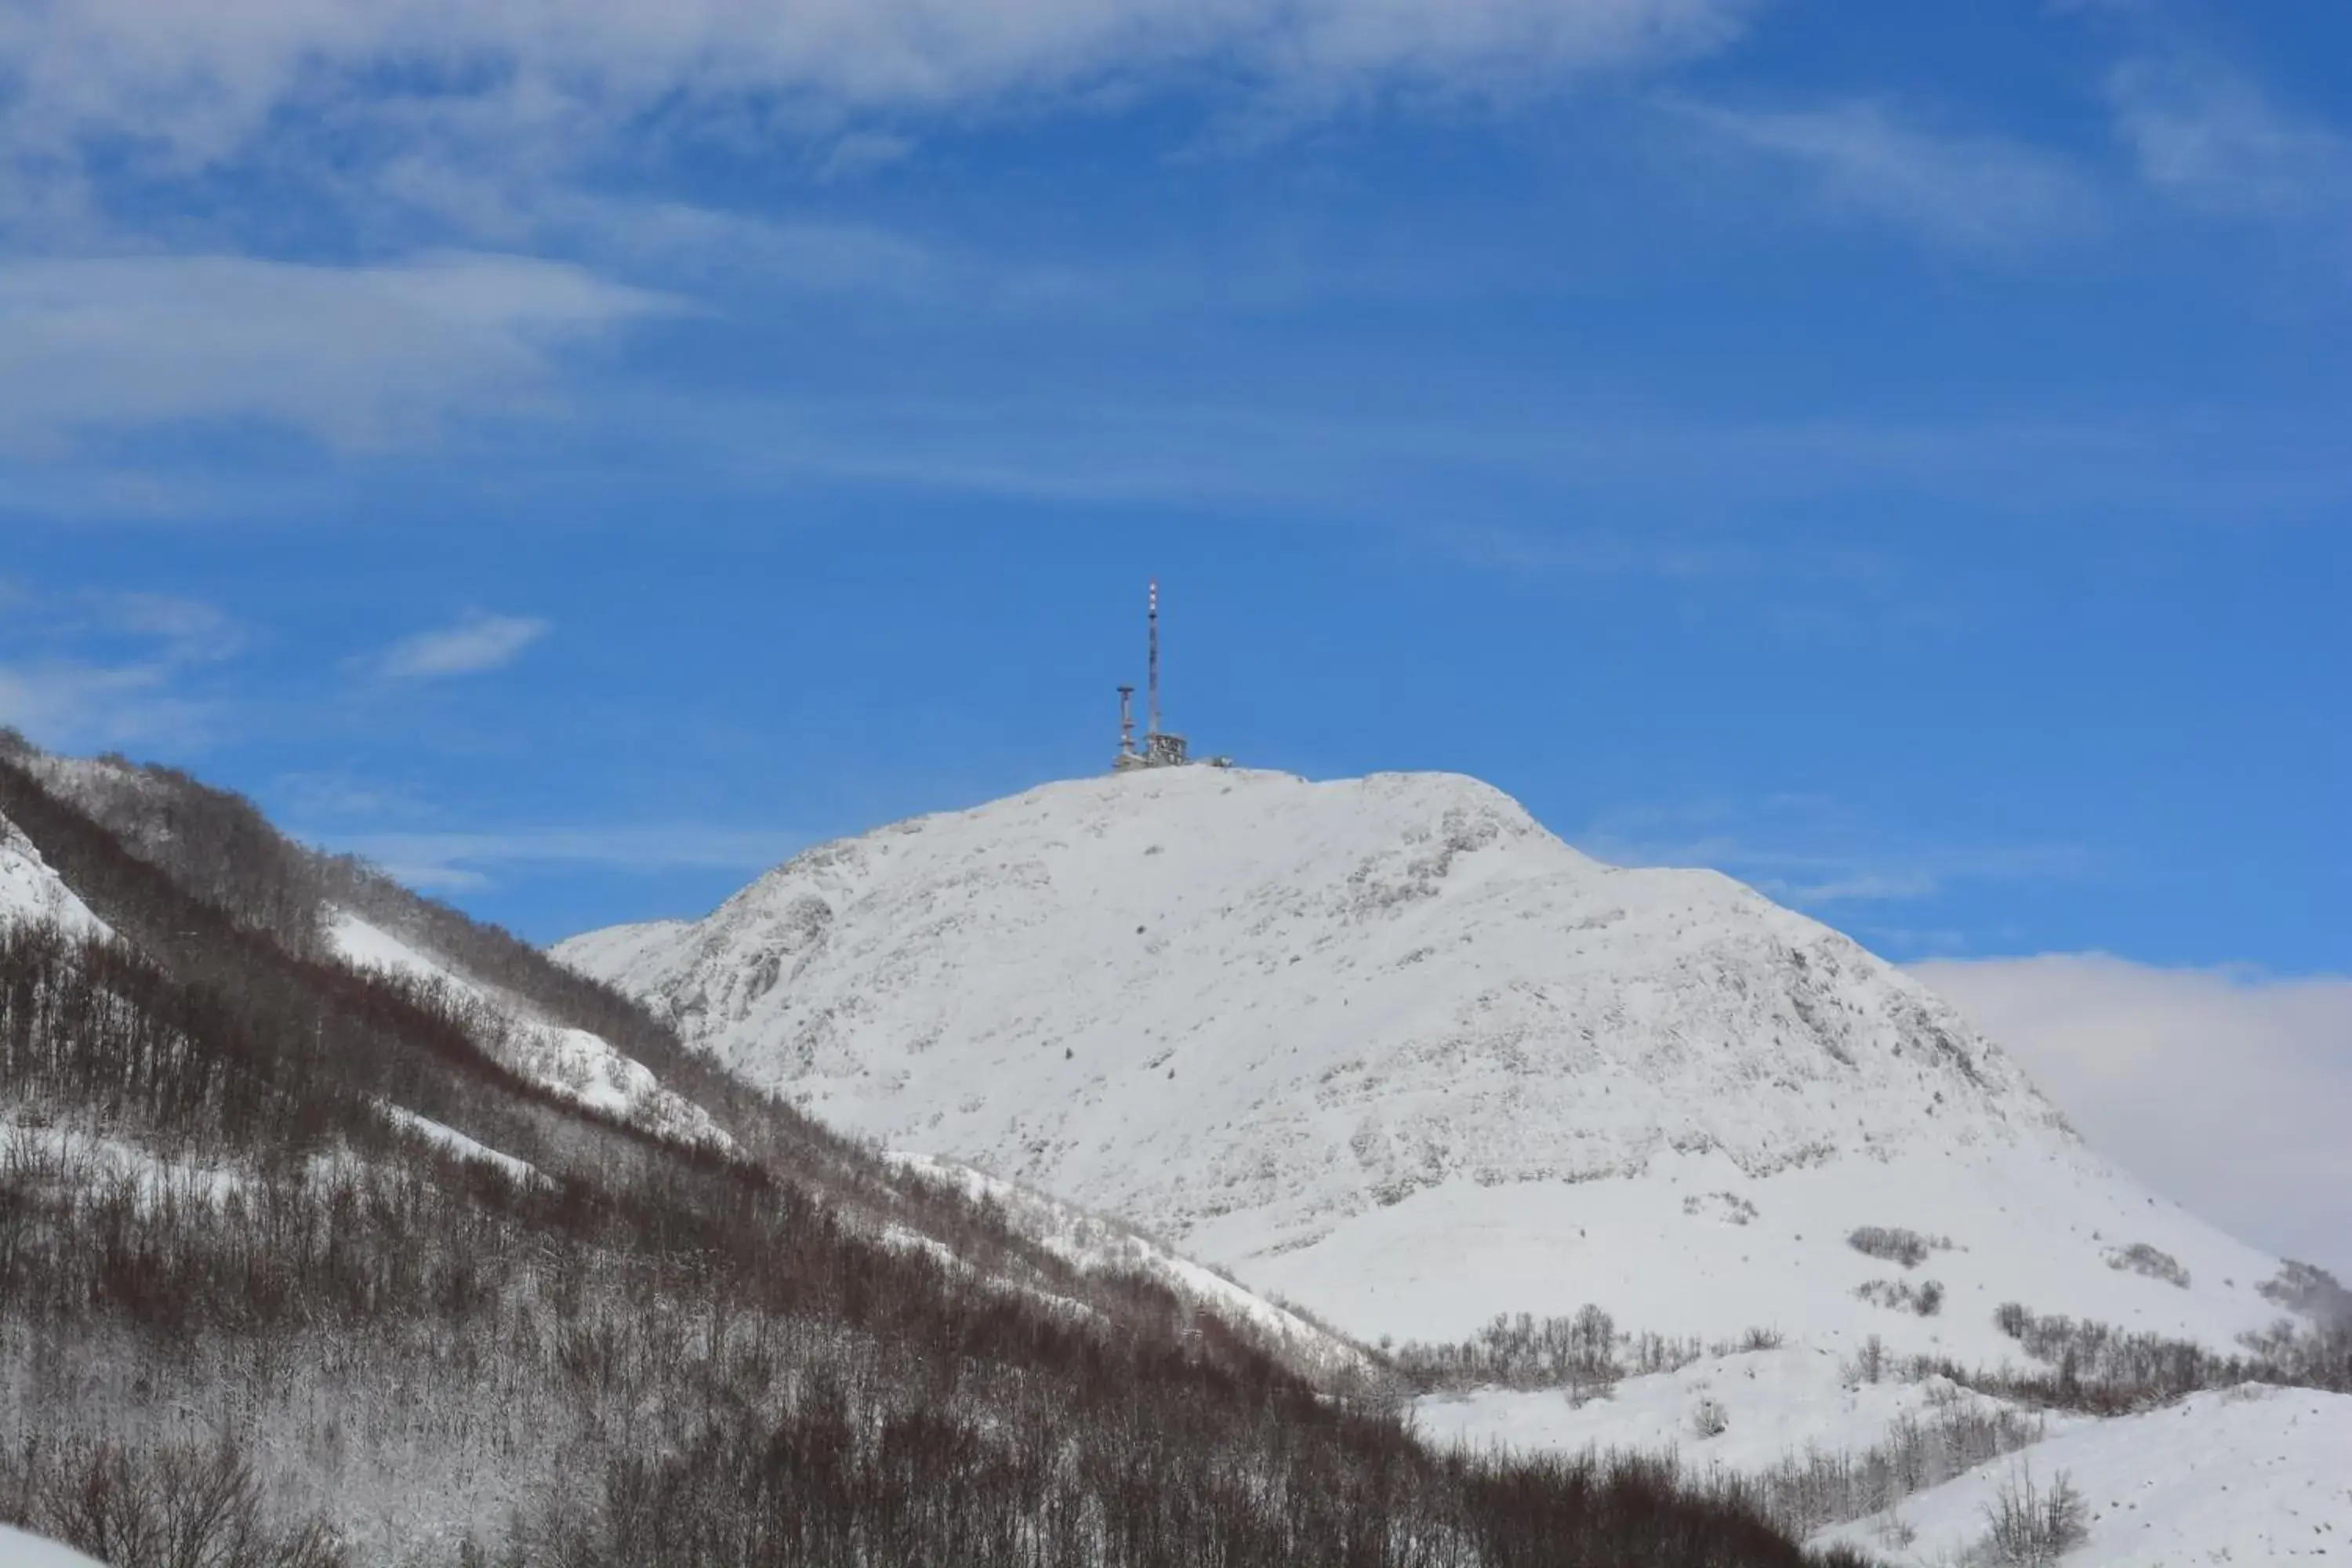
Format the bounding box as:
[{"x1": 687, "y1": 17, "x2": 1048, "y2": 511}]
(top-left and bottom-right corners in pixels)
[{"x1": 1112, "y1": 579, "x2": 1229, "y2": 771}]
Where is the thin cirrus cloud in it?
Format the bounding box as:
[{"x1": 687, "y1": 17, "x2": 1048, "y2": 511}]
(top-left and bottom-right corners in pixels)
[
  {"x1": 0, "y1": 586, "x2": 243, "y2": 750},
  {"x1": 371, "y1": 615, "x2": 551, "y2": 681},
  {"x1": 1577, "y1": 796, "x2": 2090, "y2": 916},
  {"x1": 0, "y1": 252, "x2": 677, "y2": 452},
  {"x1": 0, "y1": 0, "x2": 1753, "y2": 168},
  {"x1": 1672, "y1": 98, "x2": 2102, "y2": 255},
  {"x1": 319, "y1": 826, "x2": 811, "y2": 893},
  {"x1": 0, "y1": 659, "x2": 212, "y2": 752},
  {"x1": 2106, "y1": 55, "x2": 2352, "y2": 222},
  {"x1": 1918, "y1": 953, "x2": 2352, "y2": 1280}
]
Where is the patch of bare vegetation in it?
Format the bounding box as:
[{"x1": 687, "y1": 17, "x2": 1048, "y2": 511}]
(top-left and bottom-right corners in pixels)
[
  {"x1": 1847, "y1": 1225, "x2": 1951, "y2": 1269},
  {"x1": 1976, "y1": 1465, "x2": 2087, "y2": 1566},
  {"x1": 2103, "y1": 1241, "x2": 2190, "y2": 1289},
  {"x1": 1856, "y1": 1277, "x2": 1946, "y2": 1317}
]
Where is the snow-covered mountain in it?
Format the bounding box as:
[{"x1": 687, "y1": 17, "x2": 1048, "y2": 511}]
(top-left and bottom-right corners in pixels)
[{"x1": 557, "y1": 767, "x2": 2289, "y2": 1363}]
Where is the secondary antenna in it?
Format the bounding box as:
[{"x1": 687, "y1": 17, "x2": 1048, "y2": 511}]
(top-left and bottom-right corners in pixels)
[{"x1": 1117, "y1": 684, "x2": 1137, "y2": 758}]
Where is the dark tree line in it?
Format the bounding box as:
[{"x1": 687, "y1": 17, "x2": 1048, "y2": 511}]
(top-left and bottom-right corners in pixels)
[
  {"x1": 2, "y1": 733, "x2": 330, "y2": 959},
  {"x1": 1965, "y1": 1302, "x2": 2352, "y2": 1413},
  {"x1": 0, "y1": 745, "x2": 1860, "y2": 1568},
  {"x1": 0, "y1": 738, "x2": 879, "y2": 1192}
]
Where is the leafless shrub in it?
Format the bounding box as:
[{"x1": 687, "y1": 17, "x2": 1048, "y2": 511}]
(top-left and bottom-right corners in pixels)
[
  {"x1": 1954, "y1": 1302, "x2": 2352, "y2": 1412},
  {"x1": 1978, "y1": 1465, "x2": 2087, "y2": 1566},
  {"x1": 1848, "y1": 1226, "x2": 1949, "y2": 1269},
  {"x1": 2259, "y1": 1260, "x2": 2352, "y2": 1328},
  {"x1": 2104, "y1": 1242, "x2": 2189, "y2": 1289},
  {"x1": 1856, "y1": 1278, "x2": 1944, "y2": 1316},
  {"x1": 1392, "y1": 1303, "x2": 1626, "y2": 1393},
  {"x1": 1692, "y1": 1397, "x2": 1730, "y2": 1439},
  {"x1": 1697, "y1": 1397, "x2": 2047, "y2": 1539},
  {"x1": 0, "y1": 1436, "x2": 344, "y2": 1568},
  {"x1": 2257, "y1": 1259, "x2": 2352, "y2": 1327},
  {"x1": 1683, "y1": 1191, "x2": 1759, "y2": 1225}
]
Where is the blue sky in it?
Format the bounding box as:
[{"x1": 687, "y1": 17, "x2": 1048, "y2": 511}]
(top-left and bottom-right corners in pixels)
[{"x1": 1, "y1": 0, "x2": 2345, "y2": 973}]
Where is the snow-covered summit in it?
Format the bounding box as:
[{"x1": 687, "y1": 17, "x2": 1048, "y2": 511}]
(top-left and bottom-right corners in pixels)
[{"x1": 557, "y1": 768, "x2": 2286, "y2": 1358}]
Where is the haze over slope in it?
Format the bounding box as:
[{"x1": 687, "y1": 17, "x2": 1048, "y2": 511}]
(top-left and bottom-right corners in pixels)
[{"x1": 559, "y1": 768, "x2": 2287, "y2": 1358}]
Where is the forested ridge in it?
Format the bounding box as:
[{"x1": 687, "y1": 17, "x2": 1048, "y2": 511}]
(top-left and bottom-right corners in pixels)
[{"x1": 0, "y1": 740, "x2": 1854, "y2": 1568}]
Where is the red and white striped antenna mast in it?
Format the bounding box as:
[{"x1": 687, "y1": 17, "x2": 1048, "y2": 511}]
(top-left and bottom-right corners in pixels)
[{"x1": 1146, "y1": 577, "x2": 1161, "y2": 739}]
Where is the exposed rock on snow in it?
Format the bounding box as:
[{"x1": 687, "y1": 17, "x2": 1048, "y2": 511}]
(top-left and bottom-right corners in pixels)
[{"x1": 555, "y1": 768, "x2": 2284, "y2": 1359}]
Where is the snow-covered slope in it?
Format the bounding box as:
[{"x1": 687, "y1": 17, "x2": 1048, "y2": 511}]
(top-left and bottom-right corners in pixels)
[
  {"x1": 1413, "y1": 1346, "x2": 2071, "y2": 1476},
  {"x1": 330, "y1": 910, "x2": 731, "y2": 1152},
  {"x1": 555, "y1": 768, "x2": 2285, "y2": 1359},
  {"x1": 1813, "y1": 1385, "x2": 2352, "y2": 1564},
  {"x1": 0, "y1": 1526, "x2": 104, "y2": 1568},
  {"x1": 0, "y1": 808, "x2": 107, "y2": 938},
  {"x1": 379, "y1": 1104, "x2": 546, "y2": 1185},
  {"x1": 889, "y1": 1151, "x2": 1370, "y2": 1381}
]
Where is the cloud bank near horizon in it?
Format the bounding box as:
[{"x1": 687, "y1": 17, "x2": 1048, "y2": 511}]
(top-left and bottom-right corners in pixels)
[{"x1": 1918, "y1": 953, "x2": 2352, "y2": 1283}]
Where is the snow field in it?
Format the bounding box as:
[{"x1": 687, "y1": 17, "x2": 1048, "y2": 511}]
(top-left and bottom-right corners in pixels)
[
  {"x1": 1410, "y1": 1346, "x2": 2073, "y2": 1476},
  {"x1": 1210, "y1": 1142, "x2": 2286, "y2": 1363},
  {"x1": 0, "y1": 1527, "x2": 103, "y2": 1568},
  {"x1": 0, "y1": 1114, "x2": 245, "y2": 1209},
  {"x1": 1811, "y1": 1384, "x2": 2352, "y2": 1565}
]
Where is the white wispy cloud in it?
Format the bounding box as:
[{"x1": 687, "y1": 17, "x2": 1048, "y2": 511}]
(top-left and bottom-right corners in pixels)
[
  {"x1": 2107, "y1": 56, "x2": 2352, "y2": 222},
  {"x1": 1917, "y1": 953, "x2": 2352, "y2": 1279},
  {"x1": 371, "y1": 615, "x2": 551, "y2": 681},
  {"x1": 1579, "y1": 797, "x2": 2089, "y2": 916},
  {"x1": 0, "y1": 252, "x2": 676, "y2": 452},
  {"x1": 317, "y1": 825, "x2": 810, "y2": 892},
  {"x1": 0, "y1": 586, "x2": 243, "y2": 750},
  {"x1": 1674, "y1": 98, "x2": 2100, "y2": 255},
  {"x1": 0, "y1": 660, "x2": 211, "y2": 751},
  {"x1": 0, "y1": 0, "x2": 1750, "y2": 177}
]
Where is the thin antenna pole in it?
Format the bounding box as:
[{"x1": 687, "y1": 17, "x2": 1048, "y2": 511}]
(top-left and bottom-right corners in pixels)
[{"x1": 1147, "y1": 579, "x2": 1160, "y2": 739}]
